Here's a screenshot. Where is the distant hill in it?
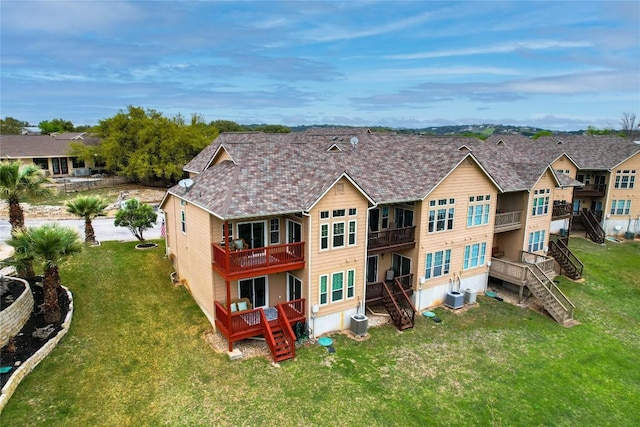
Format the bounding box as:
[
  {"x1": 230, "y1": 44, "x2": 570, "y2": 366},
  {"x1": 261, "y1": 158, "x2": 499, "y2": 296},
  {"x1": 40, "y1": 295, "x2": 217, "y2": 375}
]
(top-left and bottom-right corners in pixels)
[{"x1": 288, "y1": 123, "x2": 589, "y2": 137}]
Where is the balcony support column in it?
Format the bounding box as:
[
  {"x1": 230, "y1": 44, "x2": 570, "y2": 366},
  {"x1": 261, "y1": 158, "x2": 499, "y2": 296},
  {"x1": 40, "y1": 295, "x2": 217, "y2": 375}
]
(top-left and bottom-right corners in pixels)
[{"x1": 226, "y1": 278, "x2": 233, "y2": 352}]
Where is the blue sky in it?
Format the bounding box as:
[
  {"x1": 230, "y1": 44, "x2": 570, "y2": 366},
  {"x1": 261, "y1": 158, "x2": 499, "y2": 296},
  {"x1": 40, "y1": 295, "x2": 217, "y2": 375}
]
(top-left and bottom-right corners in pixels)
[{"x1": 1, "y1": 1, "x2": 639, "y2": 131}]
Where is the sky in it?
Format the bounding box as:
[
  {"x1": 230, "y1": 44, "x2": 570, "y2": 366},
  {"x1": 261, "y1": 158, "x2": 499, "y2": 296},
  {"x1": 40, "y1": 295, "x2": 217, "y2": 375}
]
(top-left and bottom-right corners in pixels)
[{"x1": 1, "y1": 1, "x2": 639, "y2": 131}]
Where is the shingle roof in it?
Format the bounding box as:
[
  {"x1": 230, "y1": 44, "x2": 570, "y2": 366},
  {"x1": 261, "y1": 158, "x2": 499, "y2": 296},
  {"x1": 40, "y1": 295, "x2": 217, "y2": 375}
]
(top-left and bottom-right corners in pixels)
[
  {"x1": 169, "y1": 131, "x2": 637, "y2": 220},
  {"x1": 0, "y1": 134, "x2": 100, "y2": 158},
  {"x1": 168, "y1": 131, "x2": 488, "y2": 219}
]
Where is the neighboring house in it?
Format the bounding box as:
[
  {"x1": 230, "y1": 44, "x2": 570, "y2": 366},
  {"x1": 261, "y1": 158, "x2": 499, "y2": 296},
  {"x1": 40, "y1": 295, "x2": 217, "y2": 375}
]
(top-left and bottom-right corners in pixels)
[
  {"x1": 486, "y1": 135, "x2": 640, "y2": 240},
  {"x1": 161, "y1": 129, "x2": 595, "y2": 361},
  {"x1": 0, "y1": 132, "x2": 102, "y2": 177}
]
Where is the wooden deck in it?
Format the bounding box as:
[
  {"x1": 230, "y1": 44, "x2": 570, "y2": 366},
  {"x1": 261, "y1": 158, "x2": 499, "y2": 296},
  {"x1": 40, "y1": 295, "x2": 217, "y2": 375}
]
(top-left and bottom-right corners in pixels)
[
  {"x1": 494, "y1": 210, "x2": 523, "y2": 233},
  {"x1": 489, "y1": 251, "x2": 555, "y2": 287},
  {"x1": 214, "y1": 298, "x2": 306, "y2": 344},
  {"x1": 367, "y1": 226, "x2": 416, "y2": 254},
  {"x1": 212, "y1": 242, "x2": 305, "y2": 280}
]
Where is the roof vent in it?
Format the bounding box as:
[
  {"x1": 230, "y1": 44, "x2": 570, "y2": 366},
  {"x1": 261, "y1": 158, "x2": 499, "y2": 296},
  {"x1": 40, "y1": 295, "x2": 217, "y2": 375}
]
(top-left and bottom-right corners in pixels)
[
  {"x1": 326, "y1": 143, "x2": 342, "y2": 152},
  {"x1": 556, "y1": 140, "x2": 563, "y2": 145},
  {"x1": 495, "y1": 140, "x2": 504, "y2": 146}
]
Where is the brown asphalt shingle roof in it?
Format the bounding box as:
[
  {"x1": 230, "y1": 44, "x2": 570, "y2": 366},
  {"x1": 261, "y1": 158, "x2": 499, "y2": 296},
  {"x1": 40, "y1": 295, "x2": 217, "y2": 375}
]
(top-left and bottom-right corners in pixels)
[
  {"x1": 169, "y1": 131, "x2": 639, "y2": 220},
  {"x1": 0, "y1": 134, "x2": 100, "y2": 158}
]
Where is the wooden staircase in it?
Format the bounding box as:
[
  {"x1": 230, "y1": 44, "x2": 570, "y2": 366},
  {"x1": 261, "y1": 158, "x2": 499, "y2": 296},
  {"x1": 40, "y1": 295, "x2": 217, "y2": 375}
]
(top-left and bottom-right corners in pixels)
[
  {"x1": 580, "y1": 210, "x2": 605, "y2": 244},
  {"x1": 382, "y1": 279, "x2": 416, "y2": 331},
  {"x1": 548, "y1": 239, "x2": 584, "y2": 280},
  {"x1": 525, "y1": 263, "x2": 576, "y2": 326},
  {"x1": 261, "y1": 309, "x2": 296, "y2": 363}
]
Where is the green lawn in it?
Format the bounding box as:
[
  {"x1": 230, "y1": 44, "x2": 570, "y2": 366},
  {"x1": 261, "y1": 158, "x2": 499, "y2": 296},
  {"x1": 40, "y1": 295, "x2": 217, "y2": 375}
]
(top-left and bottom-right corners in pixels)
[{"x1": 2, "y1": 238, "x2": 639, "y2": 426}]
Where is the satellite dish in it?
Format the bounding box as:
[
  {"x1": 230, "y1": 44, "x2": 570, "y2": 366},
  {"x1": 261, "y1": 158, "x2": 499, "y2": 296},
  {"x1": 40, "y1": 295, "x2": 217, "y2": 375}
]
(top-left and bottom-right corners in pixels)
[
  {"x1": 350, "y1": 136, "x2": 359, "y2": 145},
  {"x1": 178, "y1": 178, "x2": 194, "y2": 192}
]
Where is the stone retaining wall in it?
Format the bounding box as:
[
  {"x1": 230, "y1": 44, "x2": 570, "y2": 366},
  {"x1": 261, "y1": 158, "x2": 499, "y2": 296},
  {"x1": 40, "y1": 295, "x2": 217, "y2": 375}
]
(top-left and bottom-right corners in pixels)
[
  {"x1": 0, "y1": 286, "x2": 73, "y2": 413},
  {"x1": 0, "y1": 278, "x2": 33, "y2": 348}
]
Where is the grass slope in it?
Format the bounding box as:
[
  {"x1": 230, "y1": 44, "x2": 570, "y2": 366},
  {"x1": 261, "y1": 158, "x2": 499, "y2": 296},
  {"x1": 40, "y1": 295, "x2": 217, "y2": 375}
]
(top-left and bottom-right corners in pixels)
[{"x1": 2, "y1": 238, "x2": 639, "y2": 426}]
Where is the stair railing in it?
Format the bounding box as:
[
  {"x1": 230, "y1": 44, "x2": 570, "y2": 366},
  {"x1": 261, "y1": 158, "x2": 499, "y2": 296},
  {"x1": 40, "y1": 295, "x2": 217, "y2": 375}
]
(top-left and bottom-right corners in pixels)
[
  {"x1": 276, "y1": 305, "x2": 297, "y2": 359},
  {"x1": 260, "y1": 309, "x2": 278, "y2": 360},
  {"x1": 580, "y1": 210, "x2": 605, "y2": 243},
  {"x1": 381, "y1": 281, "x2": 405, "y2": 329},
  {"x1": 392, "y1": 278, "x2": 417, "y2": 326},
  {"x1": 549, "y1": 239, "x2": 583, "y2": 278},
  {"x1": 526, "y1": 264, "x2": 575, "y2": 323}
]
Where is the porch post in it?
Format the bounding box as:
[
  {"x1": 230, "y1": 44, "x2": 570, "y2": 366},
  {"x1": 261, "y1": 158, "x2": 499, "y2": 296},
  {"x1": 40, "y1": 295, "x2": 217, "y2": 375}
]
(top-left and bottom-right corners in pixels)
[{"x1": 226, "y1": 278, "x2": 233, "y2": 352}]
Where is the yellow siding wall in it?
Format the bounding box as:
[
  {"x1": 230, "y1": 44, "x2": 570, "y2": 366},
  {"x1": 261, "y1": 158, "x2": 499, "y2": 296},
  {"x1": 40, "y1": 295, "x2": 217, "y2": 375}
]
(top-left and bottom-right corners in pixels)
[
  {"x1": 495, "y1": 192, "x2": 528, "y2": 260},
  {"x1": 523, "y1": 170, "x2": 557, "y2": 254},
  {"x1": 165, "y1": 195, "x2": 215, "y2": 320},
  {"x1": 307, "y1": 177, "x2": 370, "y2": 318},
  {"x1": 551, "y1": 155, "x2": 578, "y2": 202},
  {"x1": 605, "y1": 153, "x2": 640, "y2": 222},
  {"x1": 418, "y1": 159, "x2": 498, "y2": 289}
]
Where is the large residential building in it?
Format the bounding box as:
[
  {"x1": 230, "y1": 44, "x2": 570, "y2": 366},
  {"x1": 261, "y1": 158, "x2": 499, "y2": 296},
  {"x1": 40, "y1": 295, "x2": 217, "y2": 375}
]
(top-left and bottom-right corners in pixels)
[{"x1": 160, "y1": 129, "x2": 640, "y2": 361}]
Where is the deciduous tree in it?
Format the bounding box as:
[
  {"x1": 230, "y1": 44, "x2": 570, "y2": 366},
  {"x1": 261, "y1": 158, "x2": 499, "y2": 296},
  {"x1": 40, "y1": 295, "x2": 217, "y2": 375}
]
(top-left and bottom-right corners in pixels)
[{"x1": 114, "y1": 199, "x2": 157, "y2": 241}]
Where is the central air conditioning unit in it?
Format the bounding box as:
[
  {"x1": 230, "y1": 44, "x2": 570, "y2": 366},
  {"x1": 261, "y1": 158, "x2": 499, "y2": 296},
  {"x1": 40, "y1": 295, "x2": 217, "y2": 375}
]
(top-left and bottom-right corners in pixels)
[
  {"x1": 445, "y1": 291, "x2": 464, "y2": 309},
  {"x1": 350, "y1": 314, "x2": 369, "y2": 336}
]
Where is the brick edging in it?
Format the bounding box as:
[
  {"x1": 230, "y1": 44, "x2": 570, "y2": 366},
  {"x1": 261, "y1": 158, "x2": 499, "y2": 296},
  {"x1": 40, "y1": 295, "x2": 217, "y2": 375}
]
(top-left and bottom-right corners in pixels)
[{"x1": 0, "y1": 286, "x2": 73, "y2": 413}]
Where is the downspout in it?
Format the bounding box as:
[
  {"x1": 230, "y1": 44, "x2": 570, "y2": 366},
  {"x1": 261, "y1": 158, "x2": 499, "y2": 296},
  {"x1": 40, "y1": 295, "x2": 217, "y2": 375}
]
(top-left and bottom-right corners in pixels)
[{"x1": 302, "y1": 211, "x2": 314, "y2": 338}]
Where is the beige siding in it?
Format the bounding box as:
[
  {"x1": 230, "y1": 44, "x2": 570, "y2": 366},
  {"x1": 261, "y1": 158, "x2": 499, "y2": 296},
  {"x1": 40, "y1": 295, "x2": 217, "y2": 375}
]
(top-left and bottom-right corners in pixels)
[
  {"x1": 604, "y1": 153, "x2": 640, "y2": 220},
  {"x1": 166, "y1": 195, "x2": 215, "y2": 319},
  {"x1": 523, "y1": 170, "x2": 557, "y2": 254},
  {"x1": 551, "y1": 155, "x2": 578, "y2": 202},
  {"x1": 495, "y1": 192, "x2": 528, "y2": 260},
  {"x1": 418, "y1": 160, "x2": 498, "y2": 290},
  {"x1": 307, "y1": 177, "x2": 370, "y2": 317}
]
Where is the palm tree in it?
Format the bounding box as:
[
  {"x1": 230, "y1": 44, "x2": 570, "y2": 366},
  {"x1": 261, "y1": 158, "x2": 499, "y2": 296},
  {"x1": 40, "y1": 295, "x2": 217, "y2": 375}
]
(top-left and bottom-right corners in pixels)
[
  {"x1": 66, "y1": 195, "x2": 109, "y2": 243},
  {"x1": 0, "y1": 160, "x2": 52, "y2": 232},
  {"x1": 7, "y1": 224, "x2": 83, "y2": 323}
]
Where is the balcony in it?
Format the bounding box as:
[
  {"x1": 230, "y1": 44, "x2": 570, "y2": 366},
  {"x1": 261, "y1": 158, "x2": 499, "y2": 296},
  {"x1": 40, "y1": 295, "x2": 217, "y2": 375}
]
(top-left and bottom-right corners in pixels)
[
  {"x1": 575, "y1": 184, "x2": 606, "y2": 197},
  {"x1": 551, "y1": 201, "x2": 572, "y2": 219},
  {"x1": 367, "y1": 226, "x2": 416, "y2": 254},
  {"x1": 212, "y1": 242, "x2": 305, "y2": 280},
  {"x1": 494, "y1": 210, "x2": 523, "y2": 233}
]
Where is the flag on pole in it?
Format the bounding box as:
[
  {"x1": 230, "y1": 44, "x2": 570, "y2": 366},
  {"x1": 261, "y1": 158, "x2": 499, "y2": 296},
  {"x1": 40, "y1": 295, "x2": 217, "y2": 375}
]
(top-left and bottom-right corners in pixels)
[{"x1": 160, "y1": 220, "x2": 166, "y2": 238}]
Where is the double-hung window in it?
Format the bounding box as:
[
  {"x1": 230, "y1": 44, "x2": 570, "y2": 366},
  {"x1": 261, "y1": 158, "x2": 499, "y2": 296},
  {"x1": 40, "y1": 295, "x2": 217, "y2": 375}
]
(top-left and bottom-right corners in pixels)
[
  {"x1": 467, "y1": 195, "x2": 491, "y2": 227},
  {"x1": 333, "y1": 222, "x2": 345, "y2": 248},
  {"x1": 532, "y1": 189, "x2": 550, "y2": 216},
  {"x1": 528, "y1": 230, "x2": 546, "y2": 252},
  {"x1": 610, "y1": 200, "x2": 631, "y2": 215},
  {"x1": 320, "y1": 224, "x2": 329, "y2": 250},
  {"x1": 319, "y1": 275, "x2": 328, "y2": 305},
  {"x1": 347, "y1": 270, "x2": 355, "y2": 298},
  {"x1": 348, "y1": 220, "x2": 357, "y2": 246},
  {"x1": 428, "y1": 198, "x2": 455, "y2": 233},
  {"x1": 331, "y1": 272, "x2": 344, "y2": 302},
  {"x1": 270, "y1": 219, "x2": 280, "y2": 244},
  {"x1": 463, "y1": 242, "x2": 487, "y2": 270},
  {"x1": 425, "y1": 249, "x2": 451, "y2": 279}
]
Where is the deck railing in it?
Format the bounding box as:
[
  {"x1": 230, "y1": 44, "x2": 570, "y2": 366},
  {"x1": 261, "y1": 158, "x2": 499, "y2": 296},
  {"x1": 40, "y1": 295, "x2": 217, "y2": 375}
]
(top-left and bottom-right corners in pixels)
[
  {"x1": 368, "y1": 226, "x2": 416, "y2": 251},
  {"x1": 494, "y1": 210, "x2": 522, "y2": 232},
  {"x1": 552, "y1": 202, "x2": 572, "y2": 218},
  {"x1": 489, "y1": 257, "x2": 528, "y2": 283},
  {"x1": 521, "y1": 251, "x2": 555, "y2": 272},
  {"x1": 575, "y1": 183, "x2": 606, "y2": 196},
  {"x1": 365, "y1": 273, "x2": 414, "y2": 303},
  {"x1": 212, "y1": 241, "x2": 305, "y2": 276}
]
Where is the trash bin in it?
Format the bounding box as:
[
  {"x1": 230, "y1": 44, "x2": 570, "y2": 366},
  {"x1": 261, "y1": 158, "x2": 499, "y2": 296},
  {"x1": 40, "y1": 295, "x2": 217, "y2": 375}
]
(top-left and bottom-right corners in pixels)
[
  {"x1": 464, "y1": 288, "x2": 477, "y2": 305},
  {"x1": 350, "y1": 314, "x2": 368, "y2": 336}
]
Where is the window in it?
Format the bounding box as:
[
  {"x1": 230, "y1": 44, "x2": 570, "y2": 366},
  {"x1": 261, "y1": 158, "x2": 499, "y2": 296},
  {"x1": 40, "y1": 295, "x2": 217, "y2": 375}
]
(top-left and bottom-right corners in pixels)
[
  {"x1": 381, "y1": 207, "x2": 390, "y2": 229},
  {"x1": 347, "y1": 270, "x2": 355, "y2": 298},
  {"x1": 320, "y1": 224, "x2": 329, "y2": 250},
  {"x1": 332, "y1": 209, "x2": 345, "y2": 218},
  {"x1": 610, "y1": 200, "x2": 631, "y2": 215},
  {"x1": 348, "y1": 220, "x2": 357, "y2": 246},
  {"x1": 425, "y1": 249, "x2": 451, "y2": 279},
  {"x1": 333, "y1": 222, "x2": 345, "y2": 248},
  {"x1": 71, "y1": 157, "x2": 85, "y2": 168},
  {"x1": 615, "y1": 170, "x2": 636, "y2": 189},
  {"x1": 221, "y1": 222, "x2": 233, "y2": 242},
  {"x1": 270, "y1": 219, "x2": 280, "y2": 244},
  {"x1": 463, "y1": 243, "x2": 487, "y2": 270},
  {"x1": 532, "y1": 189, "x2": 550, "y2": 216},
  {"x1": 180, "y1": 209, "x2": 186, "y2": 233},
  {"x1": 319, "y1": 275, "x2": 328, "y2": 305},
  {"x1": 331, "y1": 272, "x2": 344, "y2": 302},
  {"x1": 528, "y1": 230, "x2": 546, "y2": 252},
  {"x1": 320, "y1": 211, "x2": 329, "y2": 219},
  {"x1": 395, "y1": 207, "x2": 414, "y2": 228},
  {"x1": 392, "y1": 254, "x2": 411, "y2": 277},
  {"x1": 348, "y1": 208, "x2": 357, "y2": 216},
  {"x1": 428, "y1": 199, "x2": 455, "y2": 233},
  {"x1": 467, "y1": 195, "x2": 491, "y2": 227},
  {"x1": 33, "y1": 158, "x2": 49, "y2": 170}
]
